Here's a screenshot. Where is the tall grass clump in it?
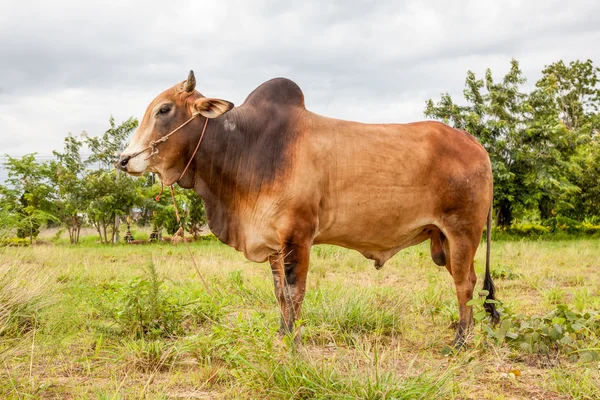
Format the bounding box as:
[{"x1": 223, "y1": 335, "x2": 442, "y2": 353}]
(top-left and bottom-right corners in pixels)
[
  {"x1": 303, "y1": 287, "x2": 407, "y2": 345},
  {"x1": 0, "y1": 257, "x2": 50, "y2": 358},
  {"x1": 223, "y1": 317, "x2": 455, "y2": 399}
]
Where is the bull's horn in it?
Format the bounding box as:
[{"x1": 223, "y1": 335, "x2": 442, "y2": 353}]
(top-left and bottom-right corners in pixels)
[{"x1": 185, "y1": 70, "x2": 196, "y2": 93}]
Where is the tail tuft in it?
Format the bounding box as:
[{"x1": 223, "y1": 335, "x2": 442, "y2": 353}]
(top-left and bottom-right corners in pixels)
[{"x1": 483, "y1": 274, "x2": 500, "y2": 325}]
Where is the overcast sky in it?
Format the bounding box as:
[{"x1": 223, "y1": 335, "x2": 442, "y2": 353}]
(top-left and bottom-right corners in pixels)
[{"x1": 1, "y1": 0, "x2": 599, "y2": 157}]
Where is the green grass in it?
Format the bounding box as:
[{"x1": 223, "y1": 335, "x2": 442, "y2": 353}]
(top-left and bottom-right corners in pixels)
[{"x1": 0, "y1": 237, "x2": 599, "y2": 398}]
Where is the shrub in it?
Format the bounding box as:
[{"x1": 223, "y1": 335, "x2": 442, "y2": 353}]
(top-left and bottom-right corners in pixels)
[
  {"x1": 109, "y1": 262, "x2": 185, "y2": 339},
  {"x1": 542, "y1": 216, "x2": 600, "y2": 235},
  {"x1": 506, "y1": 224, "x2": 550, "y2": 236},
  {"x1": 0, "y1": 238, "x2": 30, "y2": 247},
  {"x1": 102, "y1": 262, "x2": 221, "y2": 339}
]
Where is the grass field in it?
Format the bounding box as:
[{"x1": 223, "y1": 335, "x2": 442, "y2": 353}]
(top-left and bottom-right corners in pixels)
[{"x1": 1, "y1": 235, "x2": 599, "y2": 399}]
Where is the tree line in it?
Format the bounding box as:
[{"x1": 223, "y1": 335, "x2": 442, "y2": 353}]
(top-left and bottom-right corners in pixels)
[
  {"x1": 0, "y1": 117, "x2": 206, "y2": 244},
  {"x1": 426, "y1": 59, "x2": 599, "y2": 229},
  {"x1": 1, "y1": 58, "x2": 599, "y2": 244}
]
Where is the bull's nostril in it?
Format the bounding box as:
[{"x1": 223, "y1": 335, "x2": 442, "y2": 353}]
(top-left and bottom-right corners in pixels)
[{"x1": 119, "y1": 156, "x2": 130, "y2": 169}]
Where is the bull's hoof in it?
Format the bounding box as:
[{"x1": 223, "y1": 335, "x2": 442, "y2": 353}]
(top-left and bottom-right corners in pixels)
[
  {"x1": 279, "y1": 326, "x2": 302, "y2": 345},
  {"x1": 451, "y1": 334, "x2": 467, "y2": 349}
]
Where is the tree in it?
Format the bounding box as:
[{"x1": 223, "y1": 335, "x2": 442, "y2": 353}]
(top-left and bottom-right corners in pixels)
[
  {"x1": 0, "y1": 154, "x2": 56, "y2": 243},
  {"x1": 184, "y1": 190, "x2": 206, "y2": 239},
  {"x1": 152, "y1": 186, "x2": 184, "y2": 236},
  {"x1": 142, "y1": 185, "x2": 206, "y2": 238},
  {"x1": 425, "y1": 60, "x2": 538, "y2": 226},
  {"x1": 48, "y1": 135, "x2": 87, "y2": 243},
  {"x1": 535, "y1": 60, "x2": 600, "y2": 133},
  {"x1": 85, "y1": 170, "x2": 142, "y2": 243},
  {"x1": 424, "y1": 59, "x2": 600, "y2": 226},
  {"x1": 86, "y1": 116, "x2": 139, "y2": 168},
  {"x1": 532, "y1": 60, "x2": 600, "y2": 221},
  {"x1": 84, "y1": 117, "x2": 142, "y2": 243}
]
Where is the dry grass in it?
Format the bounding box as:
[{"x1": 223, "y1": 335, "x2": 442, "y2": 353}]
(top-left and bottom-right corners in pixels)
[{"x1": 0, "y1": 237, "x2": 598, "y2": 398}]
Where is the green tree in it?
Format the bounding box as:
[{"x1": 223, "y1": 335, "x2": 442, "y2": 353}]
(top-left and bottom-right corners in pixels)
[
  {"x1": 536, "y1": 59, "x2": 600, "y2": 133},
  {"x1": 425, "y1": 60, "x2": 538, "y2": 226},
  {"x1": 83, "y1": 117, "x2": 141, "y2": 243},
  {"x1": 48, "y1": 135, "x2": 87, "y2": 243},
  {"x1": 85, "y1": 170, "x2": 142, "y2": 243},
  {"x1": 86, "y1": 116, "x2": 139, "y2": 167},
  {"x1": 424, "y1": 59, "x2": 600, "y2": 227},
  {"x1": 532, "y1": 60, "x2": 600, "y2": 220},
  {"x1": 152, "y1": 186, "x2": 183, "y2": 236},
  {"x1": 184, "y1": 190, "x2": 206, "y2": 239},
  {"x1": 0, "y1": 154, "x2": 56, "y2": 243}
]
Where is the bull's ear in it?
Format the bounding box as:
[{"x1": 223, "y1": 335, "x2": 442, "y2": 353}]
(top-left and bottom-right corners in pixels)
[{"x1": 193, "y1": 97, "x2": 234, "y2": 118}]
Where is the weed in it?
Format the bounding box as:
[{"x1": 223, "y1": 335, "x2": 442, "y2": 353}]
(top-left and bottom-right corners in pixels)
[
  {"x1": 304, "y1": 287, "x2": 406, "y2": 345},
  {"x1": 471, "y1": 292, "x2": 600, "y2": 363},
  {"x1": 550, "y1": 368, "x2": 600, "y2": 399},
  {"x1": 490, "y1": 264, "x2": 522, "y2": 280},
  {"x1": 106, "y1": 262, "x2": 186, "y2": 339},
  {"x1": 112, "y1": 338, "x2": 179, "y2": 373},
  {"x1": 542, "y1": 287, "x2": 565, "y2": 306}
]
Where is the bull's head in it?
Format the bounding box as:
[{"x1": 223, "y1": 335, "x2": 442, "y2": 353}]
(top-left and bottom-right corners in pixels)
[{"x1": 118, "y1": 71, "x2": 234, "y2": 184}]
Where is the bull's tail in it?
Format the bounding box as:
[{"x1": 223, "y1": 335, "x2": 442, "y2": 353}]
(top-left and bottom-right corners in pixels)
[{"x1": 482, "y1": 203, "x2": 500, "y2": 325}]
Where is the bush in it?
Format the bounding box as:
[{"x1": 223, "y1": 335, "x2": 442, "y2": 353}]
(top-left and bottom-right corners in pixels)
[
  {"x1": 543, "y1": 216, "x2": 600, "y2": 235},
  {"x1": 109, "y1": 262, "x2": 185, "y2": 339},
  {"x1": 493, "y1": 219, "x2": 600, "y2": 239},
  {"x1": 505, "y1": 224, "x2": 550, "y2": 236},
  {"x1": 0, "y1": 238, "x2": 30, "y2": 247},
  {"x1": 101, "y1": 262, "x2": 221, "y2": 339}
]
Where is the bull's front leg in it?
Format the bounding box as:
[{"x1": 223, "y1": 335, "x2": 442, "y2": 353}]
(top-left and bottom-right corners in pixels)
[{"x1": 269, "y1": 241, "x2": 310, "y2": 342}]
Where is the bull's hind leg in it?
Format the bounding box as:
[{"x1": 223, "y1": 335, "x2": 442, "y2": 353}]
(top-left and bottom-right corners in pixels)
[
  {"x1": 445, "y1": 234, "x2": 479, "y2": 348},
  {"x1": 269, "y1": 241, "x2": 310, "y2": 342}
]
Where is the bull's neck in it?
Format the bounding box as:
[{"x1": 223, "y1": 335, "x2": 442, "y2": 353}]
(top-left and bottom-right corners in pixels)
[
  {"x1": 188, "y1": 109, "x2": 248, "y2": 200},
  {"x1": 181, "y1": 108, "x2": 253, "y2": 247}
]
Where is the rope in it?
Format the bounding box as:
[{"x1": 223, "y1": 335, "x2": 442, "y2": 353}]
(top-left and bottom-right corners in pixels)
[
  {"x1": 169, "y1": 185, "x2": 213, "y2": 296},
  {"x1": 177, "y1": 117, "x2": 209, "y2": 182},
  {"x1": 126, "y1": 111, "x2": 214, "y2": 296},
  {"x1": 127, "y1": 113, "x2": 201, "y2": 161}
]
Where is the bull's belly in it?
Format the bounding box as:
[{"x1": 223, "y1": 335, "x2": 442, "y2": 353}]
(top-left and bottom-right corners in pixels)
[{"x1": 313, "y1": 222, "x2": 433, "y2": 267}]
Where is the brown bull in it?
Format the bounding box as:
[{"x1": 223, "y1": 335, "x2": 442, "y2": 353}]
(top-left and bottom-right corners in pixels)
[{"x1": 118, "y1": 71, "x2": 499, "y2": 346}]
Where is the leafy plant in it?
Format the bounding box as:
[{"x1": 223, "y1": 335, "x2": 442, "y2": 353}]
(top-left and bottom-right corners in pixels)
[
  {"x1": 0, "y1": 154, "x2": 56, "y2": 243},
  {"x1": 103, "y1": 261, "x2": 222, "y2": 339},
  {"x1": 470, "y1": 292, "x2": 600, "y2": 363},
  {"x1": 109, "y1": 262, "x2": 185, "y2": 339}
]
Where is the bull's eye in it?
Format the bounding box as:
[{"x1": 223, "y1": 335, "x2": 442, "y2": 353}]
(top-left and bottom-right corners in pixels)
[{"x1": 157, "y1": 104, "x2": 172, "y2": 115}]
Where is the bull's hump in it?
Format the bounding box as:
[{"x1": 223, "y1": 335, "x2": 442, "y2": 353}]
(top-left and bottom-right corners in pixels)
[{"x1": 244, "y1": 78, "x2": 305, "y2": 109}]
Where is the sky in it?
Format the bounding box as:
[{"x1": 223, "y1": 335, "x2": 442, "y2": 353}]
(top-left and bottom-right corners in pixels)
[{"x1": 1, "y1": 0, "x2": 599, "y2": 158}]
